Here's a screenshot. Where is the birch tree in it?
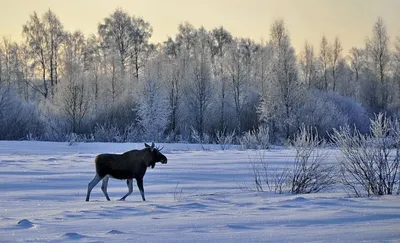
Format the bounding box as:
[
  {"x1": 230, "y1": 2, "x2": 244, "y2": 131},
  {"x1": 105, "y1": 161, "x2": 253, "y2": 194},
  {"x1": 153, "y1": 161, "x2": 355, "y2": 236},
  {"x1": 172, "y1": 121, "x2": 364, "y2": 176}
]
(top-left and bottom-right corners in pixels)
[
  {"x1": 299, "y1": 41, "x2": 318, "y2": 88},
  {"x1": 22, "y1": 12, "x2": 49, "y2": 98},
  {"x1": 365, "y1": 17, "x2": 391, "y2": 111},
  {"x1": 331, "y1": 36, "x2": 343, "y2": 92},
  {"x1": 259, "y1": 20, "x2": 302, "y2": 140},
  {"x1": 186, "y1": 27, "x2": 213, "y2": 138},
  {"x1": 59, "y1": 31, "x2": 90, "y2": 133},
  {"x1": 319, "y1": 35, "x2": 331, "y2": 91},
  {"x1": 209, "y1": 27, "x2": 233, "y2": 131}
]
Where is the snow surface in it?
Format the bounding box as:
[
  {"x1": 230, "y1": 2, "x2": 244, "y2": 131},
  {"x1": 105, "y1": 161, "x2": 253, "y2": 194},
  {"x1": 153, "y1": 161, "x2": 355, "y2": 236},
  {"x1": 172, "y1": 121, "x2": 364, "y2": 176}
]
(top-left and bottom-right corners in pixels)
[{"x1": 0, "y1": 141, "x2": 399, "y2": 242}]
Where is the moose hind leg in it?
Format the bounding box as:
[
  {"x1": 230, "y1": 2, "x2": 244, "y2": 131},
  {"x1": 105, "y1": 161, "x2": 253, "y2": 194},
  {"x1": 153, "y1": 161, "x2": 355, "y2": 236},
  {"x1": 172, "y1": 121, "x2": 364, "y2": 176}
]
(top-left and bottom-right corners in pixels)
[
  {"x1": 101, "y1": 176, "x2": 111, "y2": 201},
  {"x1": 119, "y1": 179, "x2": 133, "y2": 201},
  {"x1": 136, "y1": 178, "x2": 146, "y2": 201},
  {"x1": 86, "y1": 174, "x2": 102, "y2": 201}
]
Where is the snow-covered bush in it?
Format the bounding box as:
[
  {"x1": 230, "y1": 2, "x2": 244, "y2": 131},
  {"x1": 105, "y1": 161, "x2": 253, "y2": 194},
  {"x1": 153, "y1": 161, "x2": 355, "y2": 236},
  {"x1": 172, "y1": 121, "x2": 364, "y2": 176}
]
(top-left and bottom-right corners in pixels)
[
  {"x1": 240, "y1": 126, "x2": 270, "y2": 150},
  {"x1": 136, "y1": 56, "x2": 170, "y2": 142},
  {"x1": 93, "y1": 123, "x2": 121, "y2": 142},
  {"x1": 66, "y1": 133, "x2": 94, "y2": 145},
  {"x1": 216, "y1": 129, "x2": 235, "y2": 150},
  {"x1": 297, "y1": 90, "x2": 369, "y2": 138},
  {"x1": 248, "y1": 150, "x2": 290, "y2": 193},
  {"x1": 289, "y1": 125, "x2": 336, "y2": 194},
  {"x1": 38, "y1": 100, "x2": 69, "y2": 141},
  {"x1": 190, "y1": 126, "x2": 211, "y2": 145},
  {"x1": 248, "y1": 125, "x2": 335, "y2": 194},
  {"x1": 331, "y1": 113, "x2": 400, "y2": 197},
  {"x1": 120, "y1": 123, "x2": 141, "y2": 142},
  {"x1": 0, "y1": 88, "x2": 44, "y2": 140}
]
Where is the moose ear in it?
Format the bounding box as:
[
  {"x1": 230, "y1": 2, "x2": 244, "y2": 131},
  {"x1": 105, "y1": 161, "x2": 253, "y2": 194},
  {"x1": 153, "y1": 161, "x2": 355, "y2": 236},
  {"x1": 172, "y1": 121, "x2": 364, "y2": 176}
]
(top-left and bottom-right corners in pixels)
[
  {"x1": 151, "y1": 142, "x2": 155, "y2": 148},
  {"x1": 145, "y1": 143, "x2": 150, "y2": 148}
]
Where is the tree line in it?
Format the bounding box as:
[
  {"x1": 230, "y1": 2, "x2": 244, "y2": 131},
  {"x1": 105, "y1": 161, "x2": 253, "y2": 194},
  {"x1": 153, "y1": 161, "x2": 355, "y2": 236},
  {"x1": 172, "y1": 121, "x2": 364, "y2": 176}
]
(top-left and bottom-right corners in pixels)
[{"x1": 0, "y1": 9, "x2": 399, "y2": 143}]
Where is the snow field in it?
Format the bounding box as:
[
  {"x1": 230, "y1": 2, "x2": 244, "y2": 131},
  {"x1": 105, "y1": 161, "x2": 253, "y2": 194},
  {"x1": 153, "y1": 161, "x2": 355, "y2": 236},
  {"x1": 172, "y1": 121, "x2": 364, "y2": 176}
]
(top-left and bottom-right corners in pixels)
[{"x1": 0, "y1": 141, "x2": 399, "y2": 242}]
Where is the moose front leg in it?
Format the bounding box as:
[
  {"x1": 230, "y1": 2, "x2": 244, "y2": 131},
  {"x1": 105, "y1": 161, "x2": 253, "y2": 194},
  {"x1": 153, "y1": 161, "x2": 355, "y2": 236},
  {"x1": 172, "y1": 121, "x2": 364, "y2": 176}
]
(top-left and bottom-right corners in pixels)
[{"x1": 136, "y1": 178, "x2": 145, "y2": 201}]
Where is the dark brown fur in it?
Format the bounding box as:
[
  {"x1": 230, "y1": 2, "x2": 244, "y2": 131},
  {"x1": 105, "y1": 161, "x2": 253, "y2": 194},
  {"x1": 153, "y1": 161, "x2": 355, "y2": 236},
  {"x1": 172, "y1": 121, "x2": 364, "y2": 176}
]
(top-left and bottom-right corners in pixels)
[
  {"x1": 95, "y1": 148, "x2": 160, "y2": 179},
  {"x1": 86, "y1": 143, "x2": 167, "y2": 201}
]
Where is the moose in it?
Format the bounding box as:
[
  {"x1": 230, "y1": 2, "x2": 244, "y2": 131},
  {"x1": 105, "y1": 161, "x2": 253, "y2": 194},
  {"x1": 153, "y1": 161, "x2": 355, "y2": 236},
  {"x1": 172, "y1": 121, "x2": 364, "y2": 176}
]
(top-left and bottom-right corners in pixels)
[{"x1": 86, "y1": 143, "x2": 167, "y2": 201}]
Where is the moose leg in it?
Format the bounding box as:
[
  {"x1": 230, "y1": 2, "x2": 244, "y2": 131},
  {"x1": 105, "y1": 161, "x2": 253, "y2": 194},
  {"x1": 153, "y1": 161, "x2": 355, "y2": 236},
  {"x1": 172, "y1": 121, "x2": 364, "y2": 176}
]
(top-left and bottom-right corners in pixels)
[
  {"x1": 101, "y1": 176, "x2": 111, "y2": 201},
  {"x1": 136, "y1": 178, "x2": 146, "y2": 201},
  {"x1": 86, "y1": 174, "x2": 102, "y2": 201},
  {"x1": 119, "y1": 179, "x2": 133, "y2": 201}
]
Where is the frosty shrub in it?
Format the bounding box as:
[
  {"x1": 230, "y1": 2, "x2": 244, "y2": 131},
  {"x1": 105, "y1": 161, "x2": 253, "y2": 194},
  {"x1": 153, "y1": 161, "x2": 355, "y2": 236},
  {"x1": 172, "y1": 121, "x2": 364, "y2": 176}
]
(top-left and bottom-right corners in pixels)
[
  {"x1": 216, "y1": 129, "x2": 235, "y2": 150},
  {"x1": 289, "y1": 125, "x2": 336, "y2": 194},
  {"x1": 66, "y1": 133, "x2": 94, "y2": 145},
  {"x1": 93, "y1": 123, "x2": 121, "y2": 142},
  {"x1": 248, "y1": 150, "x2": 290, "y2": 193},
  {"x1": 0, "y1": 88, "x2": 45, "y2": 140},
  {"x1": 120, "y1": 123, "x2": 141, "y2": 142},
  {"x1": 240, "y1": 126, "x2": 270, "y2": 150},
  {"x1": 39, "y1": 102, "x2": 69, "y2": 141},
  {"x1": 67, "y1": 133, "x2": 79, "y2": 146},
  {"x1": 190, "y1": 126, "x2": 211, "y2": 148},
  {"x1": 331, "y1": 113, "x2": 400, "y2": 197}
]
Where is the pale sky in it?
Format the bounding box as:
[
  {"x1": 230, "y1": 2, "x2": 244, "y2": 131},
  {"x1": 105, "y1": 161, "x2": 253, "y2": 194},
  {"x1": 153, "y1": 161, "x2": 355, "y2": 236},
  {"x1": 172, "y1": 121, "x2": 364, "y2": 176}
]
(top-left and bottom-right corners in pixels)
[{"x1": 0, "y1": 0, "x2": 399, "y2": 53}]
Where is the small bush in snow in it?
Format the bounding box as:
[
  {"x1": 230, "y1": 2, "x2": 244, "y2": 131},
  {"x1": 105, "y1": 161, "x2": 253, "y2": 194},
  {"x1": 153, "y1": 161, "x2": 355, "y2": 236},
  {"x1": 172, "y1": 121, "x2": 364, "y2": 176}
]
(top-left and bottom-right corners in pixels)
[
  {"x1": 190, "y1": 126, "x2": 211, "y2": 148},
  {"x1": 248, "y1": 125, "x2": 335, "y2": 194},
  {"x1": 120, "y1": 123, "x2": 141, "y2": 142},
  {"x1": 240, "y1": 126, "x2": 270, "y2": 150},
  {"x1": 248, "y1": 150, "x2": 290, "y2": 193},
  {"x1": 289, "y1": 125, "x2": 336, "y2": 194},
  {"x1": 66, "y1": 133, "x2": 94, "y2": 145},
  {"x1": 67, "y1": 133, "x2": 79, "y2": 146},
  {"x1": 216, "y1": 129, "x2": 235, "y2": 150},
  {"x1": 93, "y1": 123, "x2": 121, "y2": 142},
  {"x1": 331, "y1": 113, "x2": 400, "y2": 197}
]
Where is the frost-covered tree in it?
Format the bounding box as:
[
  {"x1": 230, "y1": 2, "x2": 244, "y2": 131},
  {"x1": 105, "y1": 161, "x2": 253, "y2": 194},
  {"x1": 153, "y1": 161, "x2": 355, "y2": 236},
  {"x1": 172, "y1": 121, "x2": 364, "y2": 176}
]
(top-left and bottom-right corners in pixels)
[
  {"x1": 298, "y1": 41, "x2": 318, "y2": 88},
  {"x1": 0, "y1": 38, "x2": 11, "y2": 88},
  {"x1": 22, "y1": 10, "x2": 65, "y2": 98},
  {"x1": 162, "y1": 23, "x2": 199, "y2": 138},
  {"x1": 348, "y1": 47, "x2": 365, "y2": 99},
  {"x1": 319, "y1": 35, "x2": 331, "y2": 91},
  {"x1": 43, "y1": 9, "x2": 65, "y2": 88},
  {"x1": 175, "y1": 22, "x2": 198, "y2": 55},
  {"x1": 330, "y1": 36, "x2": 343, "y2": 92},
  {"x1": 22, "y1": 12, "x2": 49, "y2": 98},
  {"x1": 392, "y1": 37, "x2": 400, "y2": 108},
  {"x1": 365, "y1": 17, "x2": 391, "y2": 111},
  {"x1": 57, "y1": 31, "x2": 90, "y2": 134},
  {"x1": 259, "y1": 20, "x2": 303, "y2": 140},
  {"x1": 98, "y1": 9, "x2": 133, "y2": 79},
  {"x1": 162, "y1": 37, "x2": 183, "y2": 138},
  {"x1": 128, "y1": 16, "x2": 153, "y2": 82},
  {"x1": 335, "y1": 59, "x2": 355, "y2": 97},
  {"x1": 226, "y1": 39, "x2": 248, "y2": 134},
  {"x1": 84, "y1": 35, "x2": 103, "y2": 110},
  {"x1": 136, "y1": 54, "x2": 169, "y2": 141},
  {"x1": 253, "y1": 41, "x2": 272, "y2": 97},
  {"x1": 186, "y1": 27, "x2": 214, "y2": 138},
  {"x1": 209, "y1": 26, "x2": 233, "y2": 131}
]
